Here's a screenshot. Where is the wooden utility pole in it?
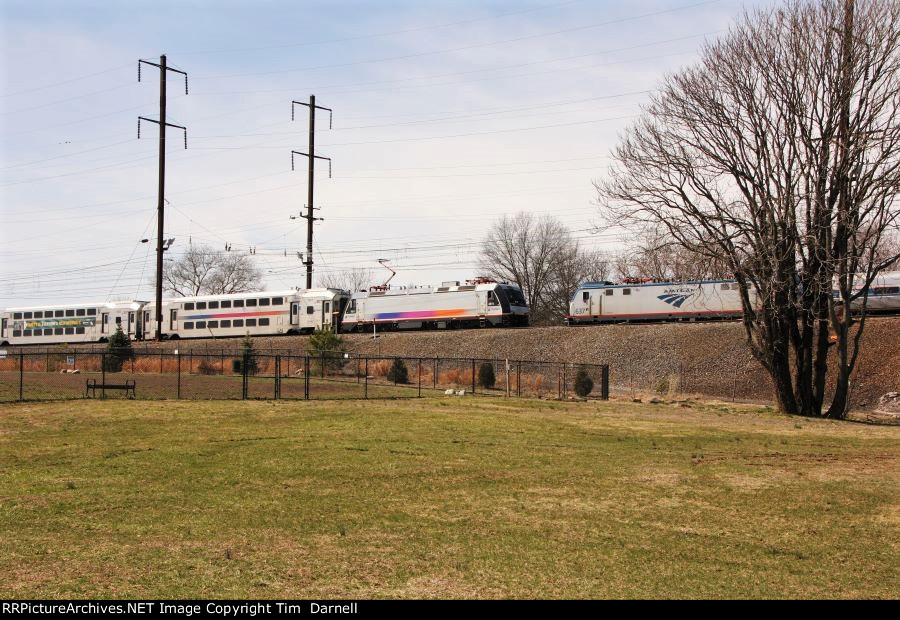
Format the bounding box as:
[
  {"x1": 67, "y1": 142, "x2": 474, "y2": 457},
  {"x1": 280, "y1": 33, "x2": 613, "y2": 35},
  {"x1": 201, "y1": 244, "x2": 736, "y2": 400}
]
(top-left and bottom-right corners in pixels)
[
  {"x1": 138, "y1": 55, "x2": 188, "y2": 340},
  {"x1": 291, "y1": 96, "x2": 332, "y2": 289}
]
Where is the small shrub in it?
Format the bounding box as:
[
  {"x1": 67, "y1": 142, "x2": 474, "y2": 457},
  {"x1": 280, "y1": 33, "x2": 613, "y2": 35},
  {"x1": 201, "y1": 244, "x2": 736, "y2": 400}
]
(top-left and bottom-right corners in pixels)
[
  {"x1": 103, "y1": 327, "x2": 134, "y2": 372},
  {"x1": 239, "y1": 333, "x2": 259, "y2": 376},
  {"x1": 478, "y1": 362, "x2": 496, "y2": 389},
  {"x1": 386, "y1": 359, "x2": 409, "y2": 384},
  {"x1": 574, "y1": 368, "x2": 594, "y2": 397},
  {"x1": 308, "y1": 329, "x2": 347, "y2": 371}
]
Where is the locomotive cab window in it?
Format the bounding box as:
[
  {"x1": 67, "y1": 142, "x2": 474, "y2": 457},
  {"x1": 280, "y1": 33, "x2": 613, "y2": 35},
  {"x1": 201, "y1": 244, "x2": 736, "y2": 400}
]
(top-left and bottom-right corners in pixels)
[
  {"x1": 488, "y1": 291, "x2": 500, "y2": 306},
  {"x1": 347, "y1": 300, "x2": 356, "y2": 314},
  {"x1": 582, "y1": 292, "x2": 590, "y2": 302}
]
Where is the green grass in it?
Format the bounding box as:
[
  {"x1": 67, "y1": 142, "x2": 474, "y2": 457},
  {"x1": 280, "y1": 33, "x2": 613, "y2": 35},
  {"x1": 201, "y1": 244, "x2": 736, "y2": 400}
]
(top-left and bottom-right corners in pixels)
[{"x1": 0, "y1": 397, "x2": 897, "y2": 599}]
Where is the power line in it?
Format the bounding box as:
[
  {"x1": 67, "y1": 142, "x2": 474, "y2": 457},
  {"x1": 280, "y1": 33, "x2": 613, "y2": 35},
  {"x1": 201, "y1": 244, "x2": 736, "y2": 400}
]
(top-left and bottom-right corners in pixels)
[
  {"x1": 172, "y1": 0, "x2": 588, "y2": 56},
  {"x1": 192, "y1": 1, "x2": 722, "y2": 81}
]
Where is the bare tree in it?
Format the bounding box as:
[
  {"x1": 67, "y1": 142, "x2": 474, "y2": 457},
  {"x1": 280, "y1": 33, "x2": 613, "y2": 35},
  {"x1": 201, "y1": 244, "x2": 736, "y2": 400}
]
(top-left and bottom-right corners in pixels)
[
  {"x1": 613, "y1": 227, "x2": 732, "y2": 281},
  {"x1": 317, "y1": 267, "x2": 374, "y2": 292},
  {"x1": 164, "y1": 245, "x2": 263, "y2": 297},
  {"x1": 546, "y1": 247, "x2": 612, "y2": 322},
  {"x1": 479, "y1": 212, "x2": 572, "y2": 324},
  {"x1": 598, "y1": 0, "x2": 900, "y2": 418}
]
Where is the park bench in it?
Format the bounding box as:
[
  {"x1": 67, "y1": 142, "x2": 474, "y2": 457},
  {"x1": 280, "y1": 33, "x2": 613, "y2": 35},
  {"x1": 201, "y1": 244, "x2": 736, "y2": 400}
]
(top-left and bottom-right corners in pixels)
[{"x1": 85, "y1": 378, "x2": 136, "y2": 398}]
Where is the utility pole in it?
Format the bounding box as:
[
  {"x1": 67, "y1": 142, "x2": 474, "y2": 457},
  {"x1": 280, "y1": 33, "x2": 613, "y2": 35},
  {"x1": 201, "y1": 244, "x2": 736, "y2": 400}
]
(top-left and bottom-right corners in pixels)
[
  {"x1": 291, "y1": 96, "x2": 332, "y2": 289},
  {"x1": 138, "y1": 54, "x2": 188, "y2": 340}
]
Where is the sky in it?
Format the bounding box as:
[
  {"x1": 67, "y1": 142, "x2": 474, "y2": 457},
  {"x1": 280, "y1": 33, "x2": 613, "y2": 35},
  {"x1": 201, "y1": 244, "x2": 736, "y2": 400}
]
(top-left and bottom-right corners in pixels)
[{"x1": 0, "y1": 0, "x2": 775, "y2": 308}]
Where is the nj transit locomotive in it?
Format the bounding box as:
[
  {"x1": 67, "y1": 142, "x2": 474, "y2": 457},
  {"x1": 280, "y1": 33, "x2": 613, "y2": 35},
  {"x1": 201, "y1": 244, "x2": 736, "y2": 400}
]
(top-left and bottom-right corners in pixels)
[{"x1": 340, "y1": 279, "x2": 529, "y2": 332}]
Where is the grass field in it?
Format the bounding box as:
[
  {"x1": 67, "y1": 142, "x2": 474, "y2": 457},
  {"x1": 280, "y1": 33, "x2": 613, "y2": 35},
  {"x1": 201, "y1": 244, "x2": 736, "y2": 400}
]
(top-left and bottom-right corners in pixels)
[{"x1": 0, "y1": 397, "x2": 897, "y2": 599}]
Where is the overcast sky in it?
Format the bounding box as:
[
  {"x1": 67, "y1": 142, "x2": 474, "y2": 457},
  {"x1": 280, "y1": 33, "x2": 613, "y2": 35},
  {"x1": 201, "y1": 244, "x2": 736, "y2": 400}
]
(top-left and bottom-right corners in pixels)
[{"x1": 0, "y1": 0, "x2": 775, "y2": 307}]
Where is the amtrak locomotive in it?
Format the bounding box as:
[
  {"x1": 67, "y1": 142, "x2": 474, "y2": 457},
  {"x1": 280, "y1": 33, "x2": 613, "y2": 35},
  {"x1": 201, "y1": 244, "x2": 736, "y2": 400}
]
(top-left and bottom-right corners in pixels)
[{"x1": 566, "y1": 279, "x2": 745, "y2": 324}]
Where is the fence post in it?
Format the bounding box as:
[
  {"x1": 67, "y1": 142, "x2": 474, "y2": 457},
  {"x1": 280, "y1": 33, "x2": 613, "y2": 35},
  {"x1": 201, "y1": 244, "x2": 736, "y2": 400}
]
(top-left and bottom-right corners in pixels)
[
  {"x1": 433, "y1": 358, "x2": 437, "y2": 390},
  {"x1": 19, "y1": 351, "x2": 24, "y2": 401},
  {"x1": 517, "y1": 362, "x2": 521, "y2": 397},
  {"x1": 563, "y1": 364, "x2": 567, "y2": 400},
  {"x1": 304, "y1": 356, "x2": 309, "y2": 400},
  {"x1": 356, "y1": 357, "x2": 360, "y2": 384},
  {"x1": 505, "y1": 359, "x2": 510, "y2": 398},
  {"x1": 177, "y1": 352, "x2": 181, "y2": 399},
  {"x1": 46, "y1": 350, "x2": 49, "y2": 373},
  {"x1": 190, "y1": 349, "x2": 193, "y2": 375},
  {"x1": 365, "y1": 357, "x2": 369, "y2": 400},
  {"x1": 601, "y1": 365, "x2": 609, "y2": 400},
  {"x1": 418, "y1": 358, "x2": 422, "y2": 398},
  {"x1": 160, "y1": 351, "x2": 163, "y2": 374},
  {"x1": 101, "y1": 353, "x2": 106, "y2": 399},
  {"x1": 275, "y1": 356, "x2": 280, "y2": 400},
  {"x1": 471, "y1": 359, "x2": 475, "y2": 394},
  {"x1": 321, "y1": 353, "x2": 325, "y2": 379},
  {"x1": 242, "y1": 352, "x2": 249, "y2": 400}
]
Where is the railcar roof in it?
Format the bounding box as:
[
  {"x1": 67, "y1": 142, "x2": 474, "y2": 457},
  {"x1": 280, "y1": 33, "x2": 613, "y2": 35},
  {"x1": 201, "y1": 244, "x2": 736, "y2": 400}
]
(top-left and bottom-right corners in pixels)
[
  {"x1": 577, "y1": 279, "x2": 737, "y2": 290},
  {"x1": 156, "y1": 289, "x2": 336, "y2": 303},
  {"x1": 4, "y1": 300, "x2": 147, "y2": 312},
  {"x1": 351, "y1": 282, "x2": 505, "y2": 299}
]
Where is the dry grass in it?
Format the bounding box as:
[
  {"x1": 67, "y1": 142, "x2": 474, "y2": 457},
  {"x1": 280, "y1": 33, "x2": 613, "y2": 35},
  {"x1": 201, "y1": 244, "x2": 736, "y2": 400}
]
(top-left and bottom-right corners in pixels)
[{"x1": 0, "y1": 397, "x2": 897, "y2": 599}]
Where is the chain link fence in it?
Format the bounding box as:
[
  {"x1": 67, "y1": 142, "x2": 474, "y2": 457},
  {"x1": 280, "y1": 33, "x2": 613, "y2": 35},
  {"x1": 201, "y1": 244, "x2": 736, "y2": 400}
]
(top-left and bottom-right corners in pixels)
[{"x1": 0, "y1": 351, "x2": 609, "y2": 403}]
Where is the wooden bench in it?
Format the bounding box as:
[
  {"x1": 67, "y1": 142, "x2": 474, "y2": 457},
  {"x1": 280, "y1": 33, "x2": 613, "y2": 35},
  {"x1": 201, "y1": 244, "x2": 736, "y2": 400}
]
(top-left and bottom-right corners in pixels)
[{"x1": 85, "y1": 378, "x2": 136, "y2": 398}]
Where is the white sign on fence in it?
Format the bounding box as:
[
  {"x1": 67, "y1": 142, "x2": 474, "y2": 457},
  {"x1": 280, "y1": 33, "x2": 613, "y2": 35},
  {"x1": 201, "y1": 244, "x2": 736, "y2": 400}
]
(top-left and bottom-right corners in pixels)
[
  {"x1": 67, "y1": 355, "x2": 75, "y2": 365},
  {"x1": 0, "y1": 350, "x2": 7, "y2": 359}
]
